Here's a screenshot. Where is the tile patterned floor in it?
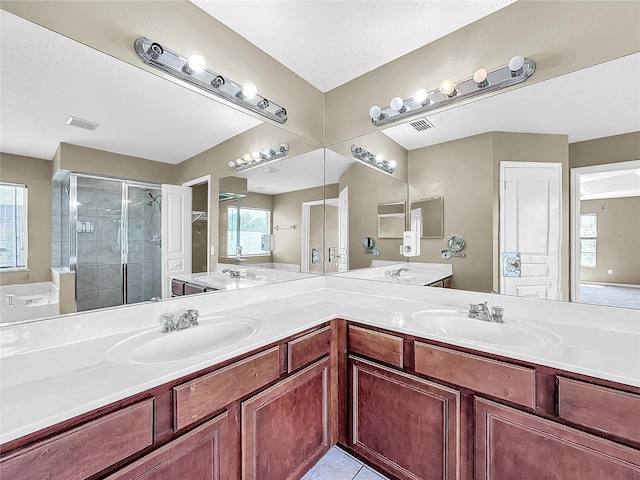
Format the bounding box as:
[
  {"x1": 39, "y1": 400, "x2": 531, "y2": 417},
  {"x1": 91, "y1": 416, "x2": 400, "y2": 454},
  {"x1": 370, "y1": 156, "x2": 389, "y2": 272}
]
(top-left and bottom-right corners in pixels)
[{"x1": 302, "y1": 446, "x2": 389, "y2": 480}]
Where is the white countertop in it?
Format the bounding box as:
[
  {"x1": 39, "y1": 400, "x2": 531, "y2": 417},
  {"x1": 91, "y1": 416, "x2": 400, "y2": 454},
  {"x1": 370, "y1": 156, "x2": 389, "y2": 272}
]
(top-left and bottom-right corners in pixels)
[
  {"x1": 332, "y1": 262, "x2": 452, "y2": 286},
  {"x1": 172, "y1": 268, "x2": 316, "y2": 290},
  {"x1": 1, "y1": 276, "x2": 639, "y2": 445}
]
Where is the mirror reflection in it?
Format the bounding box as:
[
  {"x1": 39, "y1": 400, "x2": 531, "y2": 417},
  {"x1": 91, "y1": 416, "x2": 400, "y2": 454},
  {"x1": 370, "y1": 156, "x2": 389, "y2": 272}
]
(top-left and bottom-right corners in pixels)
[
  {"x1": 0, "y1": 10, "x2": 319, "y2": 323},
  {"x1": 328, "y1": 53, "x2": 639, "y2": 310}
]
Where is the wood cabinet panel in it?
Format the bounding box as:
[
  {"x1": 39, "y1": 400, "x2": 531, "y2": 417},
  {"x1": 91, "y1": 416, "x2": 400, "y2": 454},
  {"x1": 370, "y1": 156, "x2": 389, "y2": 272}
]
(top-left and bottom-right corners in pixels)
[
  {"x1": 475, "y1": 397, "x2": 640, "y2": 480},
  {"x1": 558, "y1": 376, "x2": 640, "y2": 444},
  {"x1": 184, "y1": 283, "x2": 207, "y2": 295},
  {"x1": 349, "y1": 325, "x2": 403, "y2": 368},
  {"x1": 414, "y1": 341, "x2": 535, "y2": 408},
  {"x1": 174, "y1": 347, "x2": 280, "y2": 431},
  {"x1": 350, "y1": 356, "x2": 460, "y2": 480},
  {"x1": 242, "y1": 359, "x2": 330, "y2": 480},
  {"x1": 0, "y1": 399, "x2": 153, "y2": 480},
  {"x1": 106, "y1": 412, "x2": 228, "y2": 479},
  {"x1": 171, "y1": 279, "x2": 185, "y2": 296},
  {"x1": 287, "y1": 326, "x2": 331, "y2": 373}
]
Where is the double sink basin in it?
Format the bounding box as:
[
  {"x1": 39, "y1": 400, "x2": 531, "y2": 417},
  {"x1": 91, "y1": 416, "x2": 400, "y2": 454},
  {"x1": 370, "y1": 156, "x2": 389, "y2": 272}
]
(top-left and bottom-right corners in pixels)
[{"x1": 107, "y1": 308, "x2": 560, "y2": 365}]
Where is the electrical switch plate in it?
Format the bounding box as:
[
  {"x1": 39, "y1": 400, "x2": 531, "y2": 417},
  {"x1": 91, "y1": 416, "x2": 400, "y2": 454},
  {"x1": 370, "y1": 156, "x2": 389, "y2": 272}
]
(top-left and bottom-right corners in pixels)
[
  {"x1": 608, "y1": 269, "x2": 614, "y2": 275},
  {"x1": 210, "y1": 245, "x2": 215, "y2": 256}
]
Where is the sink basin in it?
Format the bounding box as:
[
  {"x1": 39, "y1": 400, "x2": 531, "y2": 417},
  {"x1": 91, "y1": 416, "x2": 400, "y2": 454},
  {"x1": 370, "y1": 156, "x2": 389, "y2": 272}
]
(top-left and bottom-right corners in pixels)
[
  {"x1": 108, "y1": 317, "x2": 259, "y2": 364},
  {"x1": 411, "y1": 310, "x2": 560, "y2": 346}
]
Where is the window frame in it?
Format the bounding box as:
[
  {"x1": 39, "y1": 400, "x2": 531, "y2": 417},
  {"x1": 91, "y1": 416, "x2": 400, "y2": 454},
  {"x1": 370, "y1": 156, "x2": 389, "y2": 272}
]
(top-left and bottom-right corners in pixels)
[
  {"x1": 579, "y1": 213, "x2": 597, "y2": 268},
  {"x1": 226, "y1": 206, "x2": 272, "y2": 257},
  {"x1": 0, "y1": 182, "x2": 29, "y2": 272}
]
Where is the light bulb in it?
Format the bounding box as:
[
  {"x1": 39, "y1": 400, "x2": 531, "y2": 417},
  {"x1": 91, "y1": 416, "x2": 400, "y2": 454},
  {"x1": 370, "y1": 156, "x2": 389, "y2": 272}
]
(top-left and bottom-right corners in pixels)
[
  {"x1": 390, "y1": 96, "x2": 404, "y2": 112},
  {"x1": 242, "y1": 83, "x2": 257, "y2": 100},
  {"x1": 413, "y1": 89, "x2": 428, "y2": 104},
  {"x1": 187, "y1": 54, "x2": 205, "y2": 73},
  {"x1": 271, "y1": 143, "x2": 280, "y2": 154},
  {"x1": 439, "y1": 78, "x2": 457, "y2": 96},
  {"x1": 388, "y1": 160, "x2": 397, "y2": 169},
  {"x1": 509, "y1": 55, "x2": 525, "y2": 75},
  {"x1": 251, "y1": 151, "x2": 261, "y2": 160},
  {"x1": 369, "y1": 105, "x2": 382, "y2": 120},
  {"x1": 473, "y1": 68, "x2": 488, "y2": 85},
  {"x1": 228, "y1": 161, "x2": 236, "y2": 168},
  {"x1": 261, "y1": 147, "x2": 270, "y2": 156},
  {"x1": 375, "y1": 154, "x2": 384, "y2": 163},
  {"x1": 243, "y1": 153, "x2": 252, "y2": 162},
  {"x1": 235, "y1": 158, "x2": 244, "y2": 165}
]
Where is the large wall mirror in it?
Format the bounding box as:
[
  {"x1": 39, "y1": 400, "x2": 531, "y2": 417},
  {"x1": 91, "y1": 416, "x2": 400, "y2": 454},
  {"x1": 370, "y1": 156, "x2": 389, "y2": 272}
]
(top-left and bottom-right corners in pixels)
[
  {"x1": 327, "y1": 52, "x2": 639, "y2": 311},
  {"x1": 0, "y1": 9, "x2": 322, "y2": 324}
]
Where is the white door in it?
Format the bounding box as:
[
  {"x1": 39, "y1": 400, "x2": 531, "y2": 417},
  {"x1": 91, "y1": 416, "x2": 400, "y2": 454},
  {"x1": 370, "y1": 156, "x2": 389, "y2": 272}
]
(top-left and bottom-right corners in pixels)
[
  {"x1": 500, "y1": 162, "x2": 562, "y2": 299},
  {"x1": 338, "y1": 186, "x2": 349, "y2": 272},
  {"x1": 161, "y1": 184, "x2": 192, "y2": 299}
]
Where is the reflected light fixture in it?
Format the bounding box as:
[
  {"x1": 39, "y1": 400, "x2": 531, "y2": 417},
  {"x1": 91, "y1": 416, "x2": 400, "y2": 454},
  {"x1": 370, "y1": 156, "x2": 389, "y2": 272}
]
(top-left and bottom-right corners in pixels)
[
  {"x1": 368, "y1": 55, "x2": 535, "y2": 127},
  {"x1": 135, "y1": 37, "x2": 288, "y2": 124},
  {"x1": 351, "y1": 145, "x2": 396, "y2": 174},
  {"x1": 228, "y1": 143, "x2": 289, "y2": 171}
]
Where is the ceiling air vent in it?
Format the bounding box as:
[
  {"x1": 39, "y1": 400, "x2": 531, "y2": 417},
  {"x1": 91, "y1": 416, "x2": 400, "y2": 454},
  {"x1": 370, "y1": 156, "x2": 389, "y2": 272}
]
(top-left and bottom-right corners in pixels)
[
  {"x1": 409, "y1": 118, "x2": 435, "y2": 132},
  {"x1": 66, "y1": 116, "x2": 99, "y2": 131}
]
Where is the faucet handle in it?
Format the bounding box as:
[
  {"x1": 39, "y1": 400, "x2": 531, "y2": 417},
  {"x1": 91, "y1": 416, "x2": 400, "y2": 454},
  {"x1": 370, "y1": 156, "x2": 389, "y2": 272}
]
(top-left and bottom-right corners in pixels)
[
  {"x1": 161, "y1": 313, "x2": 176, "y2": 333},
  {"x1": 187, "y1": 309, "x2": 199, "y2": 325},
  {"x1": 491, "y1": 306, "x2": 504, "y2": 323}
]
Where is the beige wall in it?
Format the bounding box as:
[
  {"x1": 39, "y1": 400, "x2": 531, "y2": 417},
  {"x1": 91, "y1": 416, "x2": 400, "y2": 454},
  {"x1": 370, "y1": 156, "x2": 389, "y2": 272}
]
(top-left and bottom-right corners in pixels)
[
  {"x1": 339, "y1": 162, "x2": 407, "y2": 270},
  {"x1": 580, "y1": 197, "x2": 640, "y2": 285},
  {"x1": 324, "y1": 203, "x2": 339, "y2": 274},
  {"x1": 1, "y1": 1, "x2": 324, "y2": 144},
  {"x1": 569, "y1": 132, "x2": 640, "y2": 169},
  {"x1": 408, "y1": 134, "x2": 494, "y2": 292},
  {"x1": 325, "y1": 1, "x2": 640, "y2": 144},
  {"x1": 57, "y1": 143, "x2": 177, "y2": 184},
  {"x1": 272, "y1": 186, "x2": 325, "y2": 269},
  {"x1": 407, "y1": 132, "x2": 569, "y2": 296},
  {"x1": 0, "y1": 154, "x2": 52, "y2": 285},
  {"x1": 309, "y1": 204, "x2": 325, "y2": 275}
]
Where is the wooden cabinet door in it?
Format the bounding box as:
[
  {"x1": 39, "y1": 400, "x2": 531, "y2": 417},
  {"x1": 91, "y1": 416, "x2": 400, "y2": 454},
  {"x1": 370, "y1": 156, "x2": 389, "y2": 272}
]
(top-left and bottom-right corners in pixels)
[
  {"x1": 475, "y1": 397, "x2": 640, "y2": 480},
  {"x1": 241, "y1": 358, "x2": 330, "y2": 480},
  {"x1": 349, "y1": 356, "x2": 460, "y2": 480},
  {"x1": 106, "y1": 412, "x2": 228, "y2": 480}
]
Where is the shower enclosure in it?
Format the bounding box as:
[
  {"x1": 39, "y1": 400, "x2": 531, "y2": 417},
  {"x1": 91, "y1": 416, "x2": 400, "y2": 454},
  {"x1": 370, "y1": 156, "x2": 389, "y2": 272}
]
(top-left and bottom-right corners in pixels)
[{"x1": 66, "y1": 174, "x2": 162, "y2": 312}]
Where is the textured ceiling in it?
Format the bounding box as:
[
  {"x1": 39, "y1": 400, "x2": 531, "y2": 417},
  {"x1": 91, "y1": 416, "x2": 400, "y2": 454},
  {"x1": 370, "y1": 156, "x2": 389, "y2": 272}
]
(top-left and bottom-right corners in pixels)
[
  {"x1": 0, "y1": 10, "x2": 261, "y2": 163},
  {"x1": 190, "y1": 0, "x2": 515, "y2": 92}
]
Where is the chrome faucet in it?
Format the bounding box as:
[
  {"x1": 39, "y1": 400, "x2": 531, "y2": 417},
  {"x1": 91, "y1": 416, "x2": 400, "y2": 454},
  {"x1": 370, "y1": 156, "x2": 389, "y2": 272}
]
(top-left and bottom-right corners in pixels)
[
  {"x1": 391, "y1": 267, "x2": 410, "y2": 278},
  {"x1": 221, "y1": 269, "x2": 241, "y2": 279},
  {"x1": 161, "y1": 309, "x2": 199, "y2": 333},
  {"x1": 468, "y1": 302, "x2": 504, "y2": 323}
]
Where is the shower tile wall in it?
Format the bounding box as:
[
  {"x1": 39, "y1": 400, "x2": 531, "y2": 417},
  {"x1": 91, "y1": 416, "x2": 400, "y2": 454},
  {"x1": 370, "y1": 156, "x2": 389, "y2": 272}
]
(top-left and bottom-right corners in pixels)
[
  {"x1": 51, "y1": 183, "x2": 62, "y2": 267},
  {"x1": 76, "y1": 177, "x2": 122, "y2": 312}
]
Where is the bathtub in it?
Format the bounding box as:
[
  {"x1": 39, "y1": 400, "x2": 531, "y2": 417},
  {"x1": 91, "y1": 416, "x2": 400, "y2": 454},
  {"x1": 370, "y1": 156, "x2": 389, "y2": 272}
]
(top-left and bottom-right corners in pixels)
[{"x1": 0, "y1": 282, "x2": 60, "y2": 324}]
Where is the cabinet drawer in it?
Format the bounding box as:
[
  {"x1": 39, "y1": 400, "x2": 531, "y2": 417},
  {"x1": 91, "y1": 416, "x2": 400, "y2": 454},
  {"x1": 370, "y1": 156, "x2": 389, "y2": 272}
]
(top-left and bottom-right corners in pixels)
[
  {"x1": 349, "y1": 325, "x2": 403, "y2": 368},
  {"x1": 288, "y1": 326, "x2": 331, "y2": 373},
  {"x1": 184, "y1": 283, "x2": 207, "y2": 295},
  {"x1": 174, "y1": 347, "x2": 280, "y2": 431},
  {"x1": 106, "y1": 412, "x2": 228, "y2": 479},
  {"x1": 558, "y1": 376, "x2": 640, "y2": 444},
  {"x1": 0, "y1": 399, "x2": 154, "y2": 480},
  {"x1": 171, "y1": 279, "x2": 185, "y2": 296},
  {"x1": 415, "y1": 342, "x2": 535, "y2": 408}
]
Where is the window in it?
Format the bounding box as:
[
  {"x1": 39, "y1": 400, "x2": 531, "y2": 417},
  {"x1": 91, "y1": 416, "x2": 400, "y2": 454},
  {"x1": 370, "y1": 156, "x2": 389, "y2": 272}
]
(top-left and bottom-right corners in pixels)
[
  {"x1": 580, "y1": 213, "x2": 597, "y2": 267},
  {"x1": 227, "y1": 207, "x2": 271, "y2": 256},
  {"x1": 0, "y1": 183, "x2": 28, "y2": 270}
]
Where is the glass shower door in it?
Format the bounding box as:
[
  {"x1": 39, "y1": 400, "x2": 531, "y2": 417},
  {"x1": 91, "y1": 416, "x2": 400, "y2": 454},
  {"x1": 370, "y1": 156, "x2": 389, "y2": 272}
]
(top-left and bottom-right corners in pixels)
[
  {"x1": 125, "y1": 184, "x2": 162, "y2": 304},
  {"x1": 73, "y1": 175, "x2": 124, "y2": 311}
]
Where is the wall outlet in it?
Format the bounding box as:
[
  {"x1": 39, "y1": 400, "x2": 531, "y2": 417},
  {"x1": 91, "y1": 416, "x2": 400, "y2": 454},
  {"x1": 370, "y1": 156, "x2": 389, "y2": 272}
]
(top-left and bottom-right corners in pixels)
[{"x1": 608, "y1": 269, "x2": 614, "y2": 275}]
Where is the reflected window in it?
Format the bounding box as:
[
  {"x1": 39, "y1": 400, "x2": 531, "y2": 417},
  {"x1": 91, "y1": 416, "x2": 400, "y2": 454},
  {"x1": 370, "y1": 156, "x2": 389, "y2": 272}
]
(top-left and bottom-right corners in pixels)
[
  {"x1": 0, "y1": 183, "x2": 28, "y2": 270},
  {"x1": 580, "y1": 213, "x2": 597, "y2": 267},
  {"x1": 227, "y1": 207, "x2": 271, "y2": 256}
]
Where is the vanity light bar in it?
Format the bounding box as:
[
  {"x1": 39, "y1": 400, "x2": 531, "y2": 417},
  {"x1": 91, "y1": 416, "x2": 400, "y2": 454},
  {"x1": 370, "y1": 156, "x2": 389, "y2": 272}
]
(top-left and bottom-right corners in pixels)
[
  {"x1": 369, "y1": 56, "x2": 536, "y2": 127},
  {"x1": 228, "y1": 143, "x2": 290, "y2": 172},
  {"x1": 351, "y1": 145, "x2": 396, "y2": 174},
  {"x1": 134, "y1": 37, "x2": 288, "y2": 124}
]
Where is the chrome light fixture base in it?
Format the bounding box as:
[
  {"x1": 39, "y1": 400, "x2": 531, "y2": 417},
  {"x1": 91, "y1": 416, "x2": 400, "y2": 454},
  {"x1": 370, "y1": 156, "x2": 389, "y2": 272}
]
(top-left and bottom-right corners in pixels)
[
  {"x1": 370, "y1": 58, "x2": 535, "y2": 127},
  {"x1": 230, "y1": 143, "x2": 290, "y2": 172},
  {"x1": 135, "y1": 37, "x2": 288, "y2": 124},
  {"x1": 351, "y1": 145, "x2": 396, "y2": 174}
]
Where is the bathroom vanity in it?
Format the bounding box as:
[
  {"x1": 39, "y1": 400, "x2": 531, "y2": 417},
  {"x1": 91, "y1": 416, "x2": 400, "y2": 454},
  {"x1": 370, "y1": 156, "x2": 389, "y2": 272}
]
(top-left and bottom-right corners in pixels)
[{"x1": 0, "y1": 277, "x2": 638, "y2": 479}]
